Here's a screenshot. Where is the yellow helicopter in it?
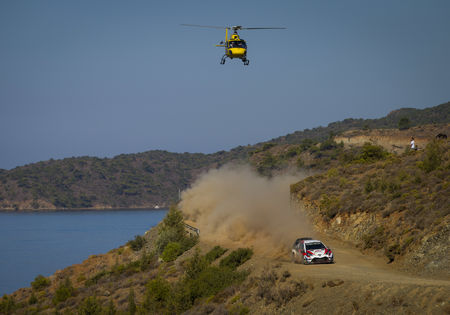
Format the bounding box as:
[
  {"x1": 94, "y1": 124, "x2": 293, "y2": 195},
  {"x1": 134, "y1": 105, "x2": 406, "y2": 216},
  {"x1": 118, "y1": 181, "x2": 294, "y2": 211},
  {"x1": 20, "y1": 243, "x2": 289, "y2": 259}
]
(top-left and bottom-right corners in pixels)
[{"x1": 181, "y1": 24, "x2": 286, "y2": 65}]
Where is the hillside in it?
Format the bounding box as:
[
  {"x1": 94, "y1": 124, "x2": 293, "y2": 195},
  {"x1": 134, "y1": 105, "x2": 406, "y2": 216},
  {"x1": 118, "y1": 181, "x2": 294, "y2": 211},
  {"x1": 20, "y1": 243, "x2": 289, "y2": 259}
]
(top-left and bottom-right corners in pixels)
[
  {"x1": 268, "y1": 101, "x2": 450, "y2": 145},
  {"x1": 290, "y1": 138, "x2": 450, "y2": 275},
  {"x1": 0, "y1": 148, "x2": 248, "y2": 210},
  {"x1": 2, "y1": 128, "x2": 449, "y2": 314},
  {"x1": 0, "y1": 101, "x2": 448, "y2": 211}
]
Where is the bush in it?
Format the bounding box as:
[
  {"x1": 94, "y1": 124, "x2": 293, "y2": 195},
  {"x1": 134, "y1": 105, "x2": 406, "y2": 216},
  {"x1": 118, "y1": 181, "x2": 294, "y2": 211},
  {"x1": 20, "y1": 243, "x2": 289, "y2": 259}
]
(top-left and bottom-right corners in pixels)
[
  {"x1": 285, "y1": 146, "x2": 299, "y2": 158},
  {"x1": 156, "y1": 205, "x2": 186, "y2": 253},
  {"x1": 78, "y1": 296, "x2": 102, "y2": 315},
  {"x1": 161, "y1": 242, "x2": 182, "y2": 262},
  {"x1": 219, "y1": 248, "x2": 253, "y2": 269},
  {"x1": 205, "y1": 246, "x2": 228, "y2": 263},
  {"x1": 319, "y1": 194, "x2": 340, "y2": 219},
  {"x1": 357, "y1": 143, "x2": 388, "y2": 162},
  {"x1": 28, "y1": 293, "x2": 38, "y2": 305},
  {"x1": 143, "y1": 277, "x2": 172, "y2": 311},
  {"x1": 398, "y1": 117, "x2": 411, "y2": 130},
  {"x1": 31, "y1": 274, "x2": 50, "y2": 291},
  {"x1": 0, "y1": 295, "x2": 16, "y2": 314},
  {"x1": 184, "y1": 249, "x2": 209, "y2": 281},
  {"x1": 127, "y1": 235, "x2": 146, "y2": 251},
  {"x1": 421, "y1": 140, "x2": 444, "y2": 172},
  {"x1": 262, "y1": 143, "x2": 275, "y2": 151},
  {"x1": 186, "y1": 266, "x2": 246, "y2": 300},
  {"x1": 362, "y1": 226, "x2": 386, "y2": 250},
  {"x1": 52, "y1": 278, "x2": 74, "y2": 305},
  {"x1": 128, "y1": 288, "x2": 136, "y2": 315},
  {"x1": 319, "y1": 139, "x2": 338, "y2": 151},
  {"x1": 300, "y1": 138, "x2": 315, "y2": 151}
]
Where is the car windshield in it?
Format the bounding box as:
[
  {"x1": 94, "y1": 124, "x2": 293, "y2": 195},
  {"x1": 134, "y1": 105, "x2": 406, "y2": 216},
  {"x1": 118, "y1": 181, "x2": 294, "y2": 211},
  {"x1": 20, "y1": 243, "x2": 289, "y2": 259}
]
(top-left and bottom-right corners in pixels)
[{"x1": 306, "y1": 243, "x2": 326, "y2": 250}]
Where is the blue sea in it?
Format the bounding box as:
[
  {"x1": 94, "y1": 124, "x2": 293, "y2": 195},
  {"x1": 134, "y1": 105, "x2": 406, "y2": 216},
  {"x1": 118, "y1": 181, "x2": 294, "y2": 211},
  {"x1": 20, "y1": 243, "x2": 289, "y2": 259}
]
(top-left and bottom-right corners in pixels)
[{"x1": 0, "y1": 209, "x2": 167, "y2": 295}]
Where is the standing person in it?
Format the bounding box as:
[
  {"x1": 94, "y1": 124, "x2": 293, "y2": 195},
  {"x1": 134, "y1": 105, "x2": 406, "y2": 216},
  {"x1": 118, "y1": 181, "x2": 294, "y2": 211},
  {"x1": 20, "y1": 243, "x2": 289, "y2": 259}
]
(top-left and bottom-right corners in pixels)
[{"x1": 410, "y1": 137, "x2": 416, "y2": 150}]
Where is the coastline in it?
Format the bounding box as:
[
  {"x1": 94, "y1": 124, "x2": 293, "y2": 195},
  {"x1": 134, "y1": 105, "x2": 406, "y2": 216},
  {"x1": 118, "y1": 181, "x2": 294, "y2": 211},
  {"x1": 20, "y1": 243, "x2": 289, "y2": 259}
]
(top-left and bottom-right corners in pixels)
[{"x1": 0, "y1": 206, "x2": 168, "y2": 213}]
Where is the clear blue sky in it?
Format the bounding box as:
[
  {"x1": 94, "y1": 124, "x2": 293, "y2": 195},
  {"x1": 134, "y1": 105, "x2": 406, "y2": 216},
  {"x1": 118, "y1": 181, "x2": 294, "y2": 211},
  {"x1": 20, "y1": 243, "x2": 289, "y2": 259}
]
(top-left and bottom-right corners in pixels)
[{"x1": 1, "y1": 0, "x2": 449, "y2": 170}]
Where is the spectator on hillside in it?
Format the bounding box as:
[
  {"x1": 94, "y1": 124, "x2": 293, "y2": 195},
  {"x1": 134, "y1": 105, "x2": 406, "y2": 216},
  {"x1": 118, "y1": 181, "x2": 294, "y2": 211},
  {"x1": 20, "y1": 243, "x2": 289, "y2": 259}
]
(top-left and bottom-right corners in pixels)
[{"x1": 410, "y1": 137, "x2": 417, "y2": 150}]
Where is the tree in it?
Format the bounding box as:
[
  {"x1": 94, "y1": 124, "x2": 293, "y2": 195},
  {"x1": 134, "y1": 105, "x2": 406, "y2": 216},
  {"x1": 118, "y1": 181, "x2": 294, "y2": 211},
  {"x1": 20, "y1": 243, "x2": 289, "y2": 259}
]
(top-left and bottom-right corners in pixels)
[
  {"x1": 128, "y1": 288, "x2": 136, "y2": 315},
  {"x1": 156, "y1": 205, "x2": 186, "y2": 253},
  {"x1": 398, "y1": 117, "x2": 411, "y2": 130}
]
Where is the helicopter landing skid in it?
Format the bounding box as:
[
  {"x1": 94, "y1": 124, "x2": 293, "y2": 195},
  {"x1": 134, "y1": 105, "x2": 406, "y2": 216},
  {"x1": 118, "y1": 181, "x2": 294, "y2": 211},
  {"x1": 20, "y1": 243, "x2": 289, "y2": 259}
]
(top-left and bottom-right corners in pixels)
[
  {"x1": 220, "y1": 55, "x2": 227, "y2": 64},
  {"x1": 242, "y1": 58, "x2": 249, "y2": 66}
]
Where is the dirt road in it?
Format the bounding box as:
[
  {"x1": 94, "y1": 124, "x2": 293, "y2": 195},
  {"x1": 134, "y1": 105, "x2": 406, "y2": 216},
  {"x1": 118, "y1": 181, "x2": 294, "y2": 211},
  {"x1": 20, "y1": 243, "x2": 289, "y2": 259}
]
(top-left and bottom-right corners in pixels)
[{"x1": 239, "y1": 234, "x2": 450, "y2": 314}]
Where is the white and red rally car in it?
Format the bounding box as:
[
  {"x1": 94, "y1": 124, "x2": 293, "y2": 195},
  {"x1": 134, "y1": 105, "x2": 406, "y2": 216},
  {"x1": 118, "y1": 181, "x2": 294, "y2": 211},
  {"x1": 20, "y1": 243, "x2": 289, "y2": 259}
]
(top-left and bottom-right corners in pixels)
[{"x1": 291, "y1": 238, "x2": 334, "y2": 264}]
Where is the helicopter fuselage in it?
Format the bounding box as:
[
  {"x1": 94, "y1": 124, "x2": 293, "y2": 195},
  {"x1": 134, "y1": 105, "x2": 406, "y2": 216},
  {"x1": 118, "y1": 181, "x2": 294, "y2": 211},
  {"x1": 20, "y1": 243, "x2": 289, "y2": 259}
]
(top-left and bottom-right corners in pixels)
[
  {"x1": 226, "y1": 41, "x2": 247, "y2": 59},
  {"x1": 217, "y1": 32, "x2": 249, "y2": 65}
]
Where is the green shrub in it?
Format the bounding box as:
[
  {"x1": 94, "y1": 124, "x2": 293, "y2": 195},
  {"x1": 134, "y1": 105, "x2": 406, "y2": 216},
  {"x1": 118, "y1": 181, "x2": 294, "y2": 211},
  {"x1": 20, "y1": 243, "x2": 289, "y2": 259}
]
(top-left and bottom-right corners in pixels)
[
  {"x1": 319, "y1": 194, "x2": 340, "y2": 219},
  {"x1": 219, "y1": 248, "x2": 253, "y2": 270},
  {"x1": 85, "y1": 270, "x2": 109, "y2": 287},
  {"x1": 28, "y1": 293, "x2": 38, "y2": 305},
  {"x1": 398, "y1": 117, "x2": 411, "y2": 130},
  {"x1": 186, "y1": 266, "x2": 247, "y2": 301},
  {"x1": 78, "y1": 296, "x2": 103, "y2": 315},
  {"x1": 421, "y1": 140, "x2": 444, "y2": 172},
  {"x1": 362, "y1": 226, "x2": 386, "y2": 250},
  {"x1": 156, "y1": 205, "x2": 186, "y2": 253},
  {"x1": 128, "y1": 288, "x2": 136, "y2": 315},
  {"x1": 52, "y1": 278, "x2": 74, "y2": 305},
  {"x1": 285, "y1": 146, "x2": 299, "y2": 158},
  {"x1": 143, "y1": 277, "x2": 172, "y2": 311},
  {"x1": 184, "y1": 249, "x2": 209, "y2": 281},
  {"x1": 205, "y1": 246, "x2": 228, "y2": 263},
  {"x1": 0, "y1": 294, "x2": 16, "y2": 314},
  {"x1": 31, "y1": 274, "x2": 50, "y2": 291},
  {"x1": 139, "y1": 251, "x2": 158, "y2": 271},
  {"x1": 142, "y1": 246, "x2": 252, "y2": 314},
  {"x1": 319, "y1": 139, "x2": 338, "y2": 151},
  {"x1": 262, "y1": 143, "x2": 275, "y2": 151},
  {"x1": 299, "y1": 138, "x2": 315, "y2": 151},
  {"x1": 357, "y1": 143, "x2": 388, "y2": 162},
  {"x1": 161, "y1": 242, "x2": 182, "y2": 262},
  {"x1": 127, "y1": 235, "x2": 146, "y2": 251},
  {"x1": 105, "y1": 300, "x2": 116, "y2": 315}
]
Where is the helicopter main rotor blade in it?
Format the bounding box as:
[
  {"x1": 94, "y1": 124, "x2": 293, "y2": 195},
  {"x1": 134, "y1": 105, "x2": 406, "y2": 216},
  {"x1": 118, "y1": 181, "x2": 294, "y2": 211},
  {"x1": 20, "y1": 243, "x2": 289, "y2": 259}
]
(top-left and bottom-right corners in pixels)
[
  {"x1": 239, "y1": 27, "x2": 287, "y2": 30},
  {"x1": 181, "y1": 24, "x2": 286, "y2": 31},
  {"x1": 180, "y1": 24, "x2": 229, "y2": 29}
]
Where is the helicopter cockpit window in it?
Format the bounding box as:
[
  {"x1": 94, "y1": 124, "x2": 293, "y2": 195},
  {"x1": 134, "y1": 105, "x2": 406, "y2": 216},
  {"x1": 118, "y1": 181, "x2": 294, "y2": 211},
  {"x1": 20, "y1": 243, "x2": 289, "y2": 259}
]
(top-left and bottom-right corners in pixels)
[{"x1": 229, "y1": 41, "x2": 246, "y2": 48}]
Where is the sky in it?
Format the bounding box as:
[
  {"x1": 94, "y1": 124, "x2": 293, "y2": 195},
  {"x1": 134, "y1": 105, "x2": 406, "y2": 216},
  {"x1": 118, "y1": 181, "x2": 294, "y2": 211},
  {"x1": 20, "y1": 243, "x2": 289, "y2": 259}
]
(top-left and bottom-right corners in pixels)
[{"x1": 1, "y1": 0, "x2": 449, "y2": 170}]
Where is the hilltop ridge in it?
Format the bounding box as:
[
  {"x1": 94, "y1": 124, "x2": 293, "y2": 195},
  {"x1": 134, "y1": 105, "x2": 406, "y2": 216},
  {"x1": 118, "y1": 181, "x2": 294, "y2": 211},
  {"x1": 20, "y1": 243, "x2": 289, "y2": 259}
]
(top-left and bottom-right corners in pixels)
[{"x1": 0, "y1": 101, "x2": 448, "y2": 211}]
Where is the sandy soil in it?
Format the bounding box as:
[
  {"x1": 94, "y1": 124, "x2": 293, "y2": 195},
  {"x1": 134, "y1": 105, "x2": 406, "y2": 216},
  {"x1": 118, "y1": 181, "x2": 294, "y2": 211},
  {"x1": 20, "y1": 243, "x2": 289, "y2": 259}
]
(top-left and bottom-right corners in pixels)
[{"x1": 201, "y1": 229, "x2": 449, "y2": 314}]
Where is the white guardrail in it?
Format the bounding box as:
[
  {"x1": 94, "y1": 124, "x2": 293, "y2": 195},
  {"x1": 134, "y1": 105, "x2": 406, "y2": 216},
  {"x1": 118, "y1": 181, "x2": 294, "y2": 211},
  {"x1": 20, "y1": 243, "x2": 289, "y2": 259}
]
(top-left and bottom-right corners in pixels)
[{"x1": 184, "y1": 222, "x2": 200, "y2": 237}]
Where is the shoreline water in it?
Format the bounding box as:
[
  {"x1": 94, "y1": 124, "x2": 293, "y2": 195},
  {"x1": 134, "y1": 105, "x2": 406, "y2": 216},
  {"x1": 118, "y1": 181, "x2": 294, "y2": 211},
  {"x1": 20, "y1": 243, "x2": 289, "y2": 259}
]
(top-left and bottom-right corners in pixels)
[
  {"x1": 0, "y1": 209, "x2": 167, "y2": 295},
  {"x1": 0, "y1": 207, "x2": 166, "y2": 212}
]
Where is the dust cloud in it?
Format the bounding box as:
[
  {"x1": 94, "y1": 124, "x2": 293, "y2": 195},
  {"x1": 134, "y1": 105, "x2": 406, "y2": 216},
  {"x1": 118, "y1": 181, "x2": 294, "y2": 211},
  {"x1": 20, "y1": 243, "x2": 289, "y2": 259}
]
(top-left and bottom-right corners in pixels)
[{"x1": 179, "y1": 164, "x2": 315, "y2": 257}]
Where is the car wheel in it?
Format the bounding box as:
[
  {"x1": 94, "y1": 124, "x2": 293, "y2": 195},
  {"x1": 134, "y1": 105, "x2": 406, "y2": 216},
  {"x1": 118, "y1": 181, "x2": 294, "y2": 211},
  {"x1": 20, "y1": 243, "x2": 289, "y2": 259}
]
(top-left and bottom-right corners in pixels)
[{"x1": 291, "y1": 252, "x2": 297, "y2": 263}]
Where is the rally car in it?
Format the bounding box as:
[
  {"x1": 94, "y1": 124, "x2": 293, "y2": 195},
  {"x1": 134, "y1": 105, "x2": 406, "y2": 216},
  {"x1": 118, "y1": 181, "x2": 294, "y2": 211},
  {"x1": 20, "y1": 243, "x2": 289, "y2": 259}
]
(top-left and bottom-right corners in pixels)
[{"x1": 291, "y1": 238, "x2": 334, "y2": 264}]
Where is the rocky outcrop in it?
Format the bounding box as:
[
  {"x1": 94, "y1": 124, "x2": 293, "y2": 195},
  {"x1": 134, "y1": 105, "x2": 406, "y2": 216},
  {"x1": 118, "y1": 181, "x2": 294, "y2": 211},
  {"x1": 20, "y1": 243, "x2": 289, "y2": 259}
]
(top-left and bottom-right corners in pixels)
[
  {"x1": 295, "y1": 199, "x2": 450, "y2": 277},
  {"x1": 335, "y1": 124, "x2": 449, "y2": 153}
]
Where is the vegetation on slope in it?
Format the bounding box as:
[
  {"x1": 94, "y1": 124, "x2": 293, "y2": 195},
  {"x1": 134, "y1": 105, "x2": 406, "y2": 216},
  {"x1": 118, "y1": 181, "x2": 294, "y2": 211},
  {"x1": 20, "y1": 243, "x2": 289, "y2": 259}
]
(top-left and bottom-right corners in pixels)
[
  {"x1": 0, "y1": 101, "x2": 448, "y2": 210},
  {"x1": 0, "y1": 149, "x2": 248, "y2": 210},
  {"x1": 291, "y1": 139, "x2": 449, "y2": 265},
  {"x1": 3, "y1": 206, "x2": 255, "y2": 314}
]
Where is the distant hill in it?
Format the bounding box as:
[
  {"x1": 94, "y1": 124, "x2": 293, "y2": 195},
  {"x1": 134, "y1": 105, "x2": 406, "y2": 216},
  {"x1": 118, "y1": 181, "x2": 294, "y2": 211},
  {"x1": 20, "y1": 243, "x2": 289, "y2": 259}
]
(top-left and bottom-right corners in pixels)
[
  {"x1": 265, "y1": 101, "x2": 449, "y2": 145},
  {"x1": 0, "y1": 149, "x2": 249, "y2": 210},
  {"x1": 0, "y1": 101, "x2": 448, "y2": 210}
]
